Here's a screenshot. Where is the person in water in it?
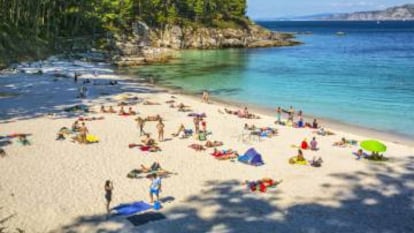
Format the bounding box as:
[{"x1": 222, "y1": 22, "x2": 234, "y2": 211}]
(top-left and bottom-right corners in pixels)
[{"x1": 104, "y1": 180, "x2": 113, "y2": 214}]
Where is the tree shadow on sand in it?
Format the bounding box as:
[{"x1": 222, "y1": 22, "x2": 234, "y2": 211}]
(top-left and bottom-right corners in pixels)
[
  {"x1": 55, "y1": 155, "x2": 414, "y2": 233},
  {"x1": 0, "y1": 73, "x2": 164, "y2": 122}
]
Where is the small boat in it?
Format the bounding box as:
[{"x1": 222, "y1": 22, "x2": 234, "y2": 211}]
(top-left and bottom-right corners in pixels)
[{"x1": 336, "y1": 31, "x2": 346, "y2": 36}]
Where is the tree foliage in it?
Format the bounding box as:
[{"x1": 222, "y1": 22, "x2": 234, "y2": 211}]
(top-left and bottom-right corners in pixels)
[{"x1": 0, "y1": 0, "x2": 249, "y2": 64}]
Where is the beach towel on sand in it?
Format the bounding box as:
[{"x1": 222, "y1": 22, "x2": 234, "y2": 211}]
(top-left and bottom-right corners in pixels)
[
  {"x1": 289, "y1": 156, "x2": 308, "y2": 165},
  {"x1": 126, "y1": 212, "x2": 167, "y2": 226},
  {"x1": 112, "y1": 201, "x2": 152, "y2": 216},
  {"x1": 86, "y1": 134, "x2": 99, "y2": 143}
]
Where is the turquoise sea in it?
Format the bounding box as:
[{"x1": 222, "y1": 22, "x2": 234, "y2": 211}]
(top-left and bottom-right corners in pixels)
[{"x1": 123, "y1": 21, "x2": 414, "y2": 138}]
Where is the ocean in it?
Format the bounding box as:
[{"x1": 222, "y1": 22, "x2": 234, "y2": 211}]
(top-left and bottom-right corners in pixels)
[{"x1": 122, "y1": 21, "x2": 414, "y2": 138}]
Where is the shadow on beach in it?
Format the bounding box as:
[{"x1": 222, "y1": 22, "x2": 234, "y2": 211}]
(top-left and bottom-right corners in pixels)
[
  {"x1": 0, "y1": 72, "x2": 164, "y2": 122},
  {"x1": 52, "y1": 156, "x2": 414, "y2": 233}
]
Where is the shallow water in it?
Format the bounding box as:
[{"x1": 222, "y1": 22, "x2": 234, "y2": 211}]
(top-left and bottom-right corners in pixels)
[{"x1": 122, "y1": 21, "x2": 414, "y2": 138}]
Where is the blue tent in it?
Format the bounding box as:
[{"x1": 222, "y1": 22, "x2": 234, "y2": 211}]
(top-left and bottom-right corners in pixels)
[{"x1": 238, "y1": 148, "x2": 264, "y2": 166}]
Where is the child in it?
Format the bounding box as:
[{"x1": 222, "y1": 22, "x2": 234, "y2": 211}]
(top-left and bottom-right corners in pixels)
[{"x1": 149, "y1": 173, "x2": 162, "y2": 203}]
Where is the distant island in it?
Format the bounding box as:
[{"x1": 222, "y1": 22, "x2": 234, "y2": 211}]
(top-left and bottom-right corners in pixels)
[
  {"x1": 269, "y1": 4, "x2": 414, "y2": 21},
  {"x1": 325, "y1": 4, "x2": 414, "y2": 21}
]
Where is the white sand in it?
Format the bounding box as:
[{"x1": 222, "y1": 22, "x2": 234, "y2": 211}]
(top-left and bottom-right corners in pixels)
[{"x1": 1, "y1": 61, "x2": 413, "y2": 233}]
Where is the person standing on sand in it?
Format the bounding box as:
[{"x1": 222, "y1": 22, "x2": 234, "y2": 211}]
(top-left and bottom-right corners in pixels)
[
  {"x1": 156, "y1": 119, "x2": 165, "y2": 142},
  {"x1": 135, "y1": 117, "x2": 145, "y2": 136},
  {"x1": 202, "y1": 91, "x2": 209, "y2": 103},
  {"x1": 288, "y1": 106, "x2": 295, "y2": 121},
  {"x1": 276, "y1": 107, "x2": 282, "y2": 124},
  {"x1": 104, "y1": 180, "x2": 113, "y2": 214},
  {"x1": 193, "y1": 116, "x2": 200, "y2": 134},
  {"x1": 79, "y1": 122, "x2": 89, "y2": 144},
  {"x1": 201, "y1": 119, "x2": 207, "y2": 132},
  {"x1": 149, "y1": 173, "x2": 162, "y2": 203}
]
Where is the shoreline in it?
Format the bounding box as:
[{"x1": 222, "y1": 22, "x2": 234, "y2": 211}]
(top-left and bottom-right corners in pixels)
[{"x1": 153, "y1": 85, "x2": 414, "y2": 147}]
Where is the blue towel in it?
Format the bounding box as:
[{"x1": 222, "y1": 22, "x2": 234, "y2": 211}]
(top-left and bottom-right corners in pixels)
[{"x1": 112, "y1": 201, "x2": 152, "y2": 216}]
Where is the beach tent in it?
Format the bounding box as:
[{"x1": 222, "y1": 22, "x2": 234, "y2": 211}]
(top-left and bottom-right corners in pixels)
[{"x1": 238, "y1": 148, "x2": 264, "y2": 166}]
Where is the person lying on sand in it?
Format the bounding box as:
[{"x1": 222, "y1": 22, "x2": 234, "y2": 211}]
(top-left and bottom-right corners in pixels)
[
  {"x1": 309, "y1": 157, "x2": 323, "y2": 167},
  {"x1": 177, "y1": 103, "x2": 192, "y2": 112},
  {"x1": 78, "y1": 116, "x2": 105, "y2": 121},
  {"x1": 139, "y1": 162, "x2": 175, "y2": 176},
  {"x1": 189, "y1": 144, "x2": 206, "y2": 151},
  {"x1": 205, "y1": 140, "x2": 223, "y2": 148},
  {"x1": 108, "y1": 106, "x2": 116, "y2": 113},
  {"x1": 244, "y1": 124, "x2": 257, "y2": 131},
  {"x1": 145, "y1": 114, "x2": 161, "y2": 121},
  {"x1": 141, "y1": 134, "x2": 156, "y2": 146},
  {"x1": 314, "y1": 128, "x2": 335, "y2": 136},
  {"x1": 18, "y1": 135, "x2": 31, "y2": 146},
  {"x1": 354, "y1": 149, "x2": 369, "y2": 160},
  {"x1": 244, "y1": 178, "x2": 283, "y2": 192},
  {"x1": 333, "y1": 138, "x2": 358, "y2": 147},
  {"x1": 128, "y1": 107, "x2": 136, "y2": 115},
  {"x1": 56, "y1": 132, "x2": 65, "y2": 141},
  {"x1": 165, "y1": 100, "x2": 175, "y2": 104},
  {"x1": 143, "y1": 100, "x2": 160, "y2": 105}
]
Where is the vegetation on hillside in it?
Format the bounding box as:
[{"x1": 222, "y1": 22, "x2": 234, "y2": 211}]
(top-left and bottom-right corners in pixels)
[{"x1": 0, "y1": 0, "x2": 249, "y2": 66}]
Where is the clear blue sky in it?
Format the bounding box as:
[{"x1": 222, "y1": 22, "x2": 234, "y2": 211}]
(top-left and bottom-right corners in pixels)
[{"x1": 247, "y1": 0, "x2": 412, "y2": 19}]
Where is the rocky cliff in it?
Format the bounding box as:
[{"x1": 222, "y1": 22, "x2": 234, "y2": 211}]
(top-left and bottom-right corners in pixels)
[
  {"x1": 326, "y1": 4, "x2": 414, "y2": 21},
  {"x1": 112, "y1": 22, "x2": 300, "y2": 66}
]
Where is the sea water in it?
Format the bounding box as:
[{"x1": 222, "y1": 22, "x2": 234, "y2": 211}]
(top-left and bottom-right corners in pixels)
[{"x1": 123, "y1": 21, "x2": 414, "y2": 138}]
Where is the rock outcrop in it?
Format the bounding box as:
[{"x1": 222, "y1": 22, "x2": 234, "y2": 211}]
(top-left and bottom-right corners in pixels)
[{"x1": 111, "y1": 22, "x2": 300, "y2": 66}]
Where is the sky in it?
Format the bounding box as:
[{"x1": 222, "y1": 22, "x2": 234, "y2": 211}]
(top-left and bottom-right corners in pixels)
[{"x1": 247, "y1": 0, "x2": 412, "y2": 19}]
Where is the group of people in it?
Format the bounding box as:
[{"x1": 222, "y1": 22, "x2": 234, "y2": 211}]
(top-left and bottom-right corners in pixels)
[
  {"x1": 100, "y1": 105, "x2": 137, "y2": 116},
  {"x1": 275, "y1": 106, "x2": 319, "y2": 129}
]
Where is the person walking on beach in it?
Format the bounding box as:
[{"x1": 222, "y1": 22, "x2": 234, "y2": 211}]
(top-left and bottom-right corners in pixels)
[
  {"x1": 135, "y1": 117, "x2": 145, "y2": 136},
  {"x1": 104, "y1": 180, "x2": 113, "y2": 214},
  {"x1": 156, "y1": 119, "x2": 165, "y2": 142},
  {"x1": 79, "y1": 122, "x2": 89, "y2": 144},
  {"x1": 149, "y1": 173, "x2": 162, "y2": 203}
]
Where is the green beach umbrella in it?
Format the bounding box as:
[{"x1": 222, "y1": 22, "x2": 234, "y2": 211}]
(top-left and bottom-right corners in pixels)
[{"x1": 360, "y1": 140, "x2": 387, "y2": 153}]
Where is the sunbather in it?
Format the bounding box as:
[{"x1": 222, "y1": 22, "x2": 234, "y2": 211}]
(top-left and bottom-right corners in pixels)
[
  {"x1": 18, "y1": 135, "x2": 30, "y2": 146},
  {"x1": 128, "y1": 107, "x2": 136, "y2": 115},
  {"x1": 309, "y1": 157, "x2": 323, "y2": 167},
  {"x1": 72, "y1": 120, "x2": 80, "y2": 132},
  {"x1": 301, "y1": 138, "x2": 309, "y2": 150},
  {"x1": 143, "y1": 100, "x2": 160, "y2": 105},
  {"x1": 141, "y1": 134, "x2": 156, "y2": 146},
  {"x1": 244, "y1": 178, "x2": 283, "y2": 192},
  {"x1": 119, "y1": 106, "x2": 126, "y2": 115},
  {"x1": 100, "y1": 105, "x2": 107, "y2": 113},
  {"x1": 189, "y1": 144, "x2": 206, "y2": 151},
  {"x1": 310, "y1": 137, "x2": 318, "y2": 151},
  {"x1": 289, "y1": 149, "x2": 305, "y2": 164},
  {"x1": 56, "y1": 132, "x2": 65, "y2": 141},
  {"x1": 108, "y1": 106, "x2": 116, "y2": 113},
  {"x1": 244, "y1": 124, "x2": 256, "y2": 130},
  {"x1": 205, "y1": 140, "x2": 223, "y2": 148},
  {"x1": 145, "y1": 114, "x2": 161, "y2": 121}
]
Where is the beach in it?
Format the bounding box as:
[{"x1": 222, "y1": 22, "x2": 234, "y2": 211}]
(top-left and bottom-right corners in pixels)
[{"x1": 1, "y1": 60, "x2": 414, "y2": 233}]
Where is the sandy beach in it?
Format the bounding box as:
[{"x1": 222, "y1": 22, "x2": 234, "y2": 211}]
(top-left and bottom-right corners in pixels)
[{"x1": 1, "y1": 60, "x2": 413, "y2": 233}]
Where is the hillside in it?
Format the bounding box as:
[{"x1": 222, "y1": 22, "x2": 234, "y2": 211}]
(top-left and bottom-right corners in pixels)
[
  {"x1": 0, "y1": 0, "x2": 298, "y2": 67},
  {"x1": 326, "y1": 4, "x2": 414, "y2": 21}
]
